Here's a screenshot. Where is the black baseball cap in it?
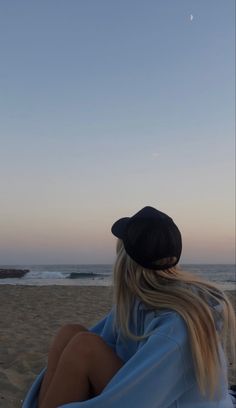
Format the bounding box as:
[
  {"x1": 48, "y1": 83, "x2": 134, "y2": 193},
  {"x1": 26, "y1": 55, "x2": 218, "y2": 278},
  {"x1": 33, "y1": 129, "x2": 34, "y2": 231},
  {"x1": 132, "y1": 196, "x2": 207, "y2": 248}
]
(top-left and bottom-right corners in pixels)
[{"x1": 111, "y1": 206, "x2": 182, "y2": 270}]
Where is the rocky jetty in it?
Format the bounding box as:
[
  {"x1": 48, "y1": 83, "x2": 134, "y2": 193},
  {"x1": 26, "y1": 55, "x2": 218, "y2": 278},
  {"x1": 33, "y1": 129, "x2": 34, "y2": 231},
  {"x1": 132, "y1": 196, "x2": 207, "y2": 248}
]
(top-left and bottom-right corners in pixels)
[{"x1": 0, "y1": 269, "x2": 29, "y2": 279}]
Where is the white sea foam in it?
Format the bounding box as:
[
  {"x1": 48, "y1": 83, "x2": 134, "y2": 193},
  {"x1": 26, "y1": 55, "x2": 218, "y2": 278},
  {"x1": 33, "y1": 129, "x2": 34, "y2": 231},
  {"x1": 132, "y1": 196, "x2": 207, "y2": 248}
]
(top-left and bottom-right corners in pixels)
[{"x1": 24, "y1": 271, "x2": 70, "y2": 279}]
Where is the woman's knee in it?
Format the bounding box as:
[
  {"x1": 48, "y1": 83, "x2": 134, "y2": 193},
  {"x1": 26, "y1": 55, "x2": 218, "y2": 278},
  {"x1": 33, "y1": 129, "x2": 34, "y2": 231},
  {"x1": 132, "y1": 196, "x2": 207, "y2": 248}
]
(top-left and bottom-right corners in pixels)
[
  {"x1": 60, "y1": 332, "x2": 103, "y2": 365},
  {"x1": 49, "y1": 324, "x2": 88, "y2": 355},
  {"x1": 56, "y1": 324, "x2": 87, "y2": 339}
]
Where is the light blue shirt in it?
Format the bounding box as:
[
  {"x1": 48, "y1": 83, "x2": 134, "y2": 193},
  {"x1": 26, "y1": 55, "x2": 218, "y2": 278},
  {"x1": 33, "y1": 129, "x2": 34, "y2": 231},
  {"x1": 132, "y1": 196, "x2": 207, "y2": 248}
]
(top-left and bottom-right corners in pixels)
[{"x1": 22, "y1": 300, "x2": 233, "y2": 407}]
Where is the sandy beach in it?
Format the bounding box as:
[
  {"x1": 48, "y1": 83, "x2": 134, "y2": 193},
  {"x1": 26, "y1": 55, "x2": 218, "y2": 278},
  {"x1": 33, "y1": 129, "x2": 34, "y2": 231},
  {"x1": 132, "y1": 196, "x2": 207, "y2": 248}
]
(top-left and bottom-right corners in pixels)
[{"x1": 0, "y1": 285, "x2": 235, "y2": 408}]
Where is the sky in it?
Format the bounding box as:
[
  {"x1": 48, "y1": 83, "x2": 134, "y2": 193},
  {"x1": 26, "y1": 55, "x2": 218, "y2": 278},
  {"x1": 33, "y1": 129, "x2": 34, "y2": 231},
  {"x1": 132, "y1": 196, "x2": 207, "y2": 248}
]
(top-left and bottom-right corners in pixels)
[{"x1": 0, "y1": 0, "x2": 235, "y2": 264}]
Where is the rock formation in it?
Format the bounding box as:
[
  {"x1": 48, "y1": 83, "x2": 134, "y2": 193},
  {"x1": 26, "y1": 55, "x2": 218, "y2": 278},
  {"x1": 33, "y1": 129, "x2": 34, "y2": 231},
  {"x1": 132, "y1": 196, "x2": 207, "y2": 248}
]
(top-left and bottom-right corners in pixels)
[{"x1": 0, "y1": 269, "x2": 29, "y2": 279}]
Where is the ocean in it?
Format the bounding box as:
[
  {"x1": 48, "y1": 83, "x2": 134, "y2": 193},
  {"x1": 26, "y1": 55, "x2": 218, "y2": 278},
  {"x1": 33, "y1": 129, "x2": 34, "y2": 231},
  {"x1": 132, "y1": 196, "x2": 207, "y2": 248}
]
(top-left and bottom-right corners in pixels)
[{"x1": 0, "y1": 264, "x2": 235, "y2": 290}]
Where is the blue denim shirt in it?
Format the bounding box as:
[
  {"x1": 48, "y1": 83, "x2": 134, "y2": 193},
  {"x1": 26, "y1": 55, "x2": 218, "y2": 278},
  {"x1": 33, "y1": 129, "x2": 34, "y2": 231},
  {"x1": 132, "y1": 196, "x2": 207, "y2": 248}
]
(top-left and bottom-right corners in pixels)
[{"x1": 22, "y1": 299, "x2": 233, "y2": 408}]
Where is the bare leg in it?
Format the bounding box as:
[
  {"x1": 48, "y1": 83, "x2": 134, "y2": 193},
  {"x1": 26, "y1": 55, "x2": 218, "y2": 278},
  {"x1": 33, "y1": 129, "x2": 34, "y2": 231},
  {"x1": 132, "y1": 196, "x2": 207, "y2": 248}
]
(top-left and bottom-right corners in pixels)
[
  {"x1": 38, "y1": 324, "x2": 87, "y2": 406},
  {"x1": 39, "y1": 332, "x2": 124, "y2": 408}
]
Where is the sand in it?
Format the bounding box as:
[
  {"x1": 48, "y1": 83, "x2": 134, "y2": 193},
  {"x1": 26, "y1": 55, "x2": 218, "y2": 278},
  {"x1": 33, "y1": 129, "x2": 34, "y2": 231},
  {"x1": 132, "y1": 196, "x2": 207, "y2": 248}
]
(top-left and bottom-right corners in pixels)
[{"x1": 0, "y1": 285, "x2": 235, "y2": 408}]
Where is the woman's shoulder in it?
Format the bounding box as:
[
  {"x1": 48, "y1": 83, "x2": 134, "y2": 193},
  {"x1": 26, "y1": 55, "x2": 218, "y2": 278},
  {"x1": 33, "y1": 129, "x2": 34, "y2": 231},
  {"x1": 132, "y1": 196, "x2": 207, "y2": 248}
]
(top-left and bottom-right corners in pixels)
[{"x1": 134, "y1": 300, "x2": 189, "y2": 346}]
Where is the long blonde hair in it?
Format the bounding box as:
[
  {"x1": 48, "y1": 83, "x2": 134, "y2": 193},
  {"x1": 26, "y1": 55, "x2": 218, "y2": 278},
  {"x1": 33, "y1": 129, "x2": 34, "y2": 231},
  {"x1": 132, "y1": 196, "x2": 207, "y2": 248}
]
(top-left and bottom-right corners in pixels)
[{"x1": 113, "y1": 239, "x2": 236, "y2": 398}]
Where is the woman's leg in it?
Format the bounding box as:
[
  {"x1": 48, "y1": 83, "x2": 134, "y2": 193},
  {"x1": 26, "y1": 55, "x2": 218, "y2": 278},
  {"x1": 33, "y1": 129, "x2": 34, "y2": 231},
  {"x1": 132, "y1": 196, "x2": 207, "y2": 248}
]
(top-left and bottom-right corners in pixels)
[
  {"x1": 38, "y1": 324, "x2": 87, "y2": 406},
  {"x1": 39, "y1": 332, "x2": 124, "y2": 408}
]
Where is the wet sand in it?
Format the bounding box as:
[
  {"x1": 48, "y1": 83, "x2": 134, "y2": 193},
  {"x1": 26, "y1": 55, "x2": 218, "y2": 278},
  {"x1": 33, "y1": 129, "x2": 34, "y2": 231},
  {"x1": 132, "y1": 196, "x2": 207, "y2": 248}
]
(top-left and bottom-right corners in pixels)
[{"x1": 0, "y1": 285, "x2": 235, "y2": 408}]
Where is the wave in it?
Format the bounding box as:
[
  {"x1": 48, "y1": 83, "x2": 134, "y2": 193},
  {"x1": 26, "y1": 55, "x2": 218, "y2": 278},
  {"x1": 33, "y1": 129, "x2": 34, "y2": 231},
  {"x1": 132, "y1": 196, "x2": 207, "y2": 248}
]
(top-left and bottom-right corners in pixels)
[
  {"x1": 25, "y1": 271, "x2": 70, "y2": 279},
  {"x1": 24, "y1": 271, "x2": 108, "y2": 280}
]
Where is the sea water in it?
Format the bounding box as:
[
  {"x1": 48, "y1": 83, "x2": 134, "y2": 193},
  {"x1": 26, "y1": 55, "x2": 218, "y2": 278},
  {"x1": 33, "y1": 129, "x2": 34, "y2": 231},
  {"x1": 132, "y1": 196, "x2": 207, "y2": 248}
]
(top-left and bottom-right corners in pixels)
[{"x1": 0, "y1": 264, "x2": 235, "y2": 290}]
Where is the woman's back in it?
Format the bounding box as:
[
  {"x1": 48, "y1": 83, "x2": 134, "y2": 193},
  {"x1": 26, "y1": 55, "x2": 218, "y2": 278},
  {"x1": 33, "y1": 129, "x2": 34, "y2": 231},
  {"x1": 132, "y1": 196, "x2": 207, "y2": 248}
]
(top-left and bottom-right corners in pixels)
[{"x1": 90, "y1": 296, "x2": 233, "y2": 408}]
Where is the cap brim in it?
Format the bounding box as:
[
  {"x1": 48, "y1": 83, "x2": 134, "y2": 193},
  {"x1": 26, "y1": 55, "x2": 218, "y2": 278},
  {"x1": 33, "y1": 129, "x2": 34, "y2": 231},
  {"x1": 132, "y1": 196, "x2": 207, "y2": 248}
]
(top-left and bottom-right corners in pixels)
[{"x1": 111, "y1": 217, "x2": 130, "y2": 239}]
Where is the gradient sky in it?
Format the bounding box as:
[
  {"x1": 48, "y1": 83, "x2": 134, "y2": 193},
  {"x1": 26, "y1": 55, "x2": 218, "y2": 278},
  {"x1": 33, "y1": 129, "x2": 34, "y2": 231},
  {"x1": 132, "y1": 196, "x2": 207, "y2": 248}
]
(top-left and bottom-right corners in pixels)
[{"x1": 0, "y1": 0, "x2": 235, "y2": 264}]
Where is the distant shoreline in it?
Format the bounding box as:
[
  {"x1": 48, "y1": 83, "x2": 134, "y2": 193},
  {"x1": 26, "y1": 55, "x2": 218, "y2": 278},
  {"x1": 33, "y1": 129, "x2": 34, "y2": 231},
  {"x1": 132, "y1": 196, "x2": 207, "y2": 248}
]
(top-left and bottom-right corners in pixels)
[{"x1": 0, "y1": 264, "x2": 235, "y2": 292}]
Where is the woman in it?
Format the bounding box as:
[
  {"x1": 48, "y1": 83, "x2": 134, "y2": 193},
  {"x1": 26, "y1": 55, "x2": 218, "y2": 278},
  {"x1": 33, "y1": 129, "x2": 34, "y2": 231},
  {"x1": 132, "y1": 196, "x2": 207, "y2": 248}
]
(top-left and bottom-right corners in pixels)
[{"x1": 23, "y1": 206, "x2": 235, "y2": 408}]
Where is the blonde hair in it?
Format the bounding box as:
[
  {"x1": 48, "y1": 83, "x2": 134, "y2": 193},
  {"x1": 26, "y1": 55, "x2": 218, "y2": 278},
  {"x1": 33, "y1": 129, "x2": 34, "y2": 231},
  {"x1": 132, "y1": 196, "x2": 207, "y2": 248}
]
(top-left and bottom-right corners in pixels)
[{"x1": 113, "y1": 239, "x2": 236, "y2": 398}]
